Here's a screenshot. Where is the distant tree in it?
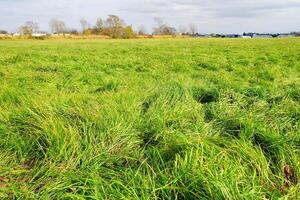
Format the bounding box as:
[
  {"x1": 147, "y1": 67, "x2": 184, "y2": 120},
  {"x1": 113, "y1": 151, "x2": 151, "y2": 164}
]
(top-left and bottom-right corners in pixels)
[
  {"x1": 188, "y1": 23, "x2": 198, "y2": 35},
  {"x1": 137, "y1": 25, "x2": 147, "y2": 35},
  {"x1": 153, "y1": 17, "x2": 163, "y2": 34},
  {"x1": 122, "y1": 26, "x2": 135, "y2": 39},
  {"x1": 19, "y1": 26, "x2": 32, "y2": 35},
  {"x1": 105, "y1": 15, "x2": 125, "y2": 38},
  {"x1": 163, "y1": 26, "x2": 176, "y2": 35},
  {"x1": 178, "y1": 25, "x2": 187, "y2": 34},
  {"x1": 69, "y1": 29, "x2": 79, "y2": 35},
  {"x1": 49, "y1": 19, "x2": 67, "y2": 33},
  {"x1": 154, "y1": 17, "x2": 164, "y2": 26},
  {"x1": 80, "y1": 18, "x2": 88, "y2": 32},
  {"x1": 81, "y1": 15, "x2": 136, "y2": 38},
  {"x1": 19, "y1": 21, "x2": 39, "y2": 35},
  {"x1": 96, "y1": 17, "x2": 104, "y2": 32},
  {"x1": 26, "y1": 21, "x2": 39, "y2": 33},
  {"x1": 0, "y1": 30, "x2": 8, "y2": 34},
  {"x1": 153, "y1": 17, "x2": 176, "y2": 35},
  {"x1": 83, "y1": 28, "x2": 94, "y2": 35}
]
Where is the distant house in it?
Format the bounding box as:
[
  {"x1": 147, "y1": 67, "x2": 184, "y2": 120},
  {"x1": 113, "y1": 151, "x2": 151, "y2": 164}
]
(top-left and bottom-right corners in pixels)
[
  {"x1": 290, "y1": 32, "x2": 300, "y2": 37},
  {"x1": 243, "y1": 33, "x2": 255, "y2": 38},
  {"x1": 194, "y1": 33, "x2": 209, "y2": 38},
  {"x1": 225, "y1": 34, "x2": 240, "y2": 38},
  {"x1": 51, "y1": 33, "x2": 71, "y2": 37},
  {"x1": 253, "y1": 34, "x2": 273, "y2": 38},
  {"x1": 209, "y1": 33, "x2": 225, "y2": 38},
  {"x1": 243, "y1": 33, "x2": 275, "y2": 38},
  {"x1": 32, "y1": 32, "x2": 47, "y2": 37},
  {"x1": 241, "y1": 36, "x2": 251, "y2": 39},
  {"x1": 51, "y1": 33, "x2": 64, "y2": 36},
  {"x1": 278, "y1": 34, "x2": 293, "y2": 38}
]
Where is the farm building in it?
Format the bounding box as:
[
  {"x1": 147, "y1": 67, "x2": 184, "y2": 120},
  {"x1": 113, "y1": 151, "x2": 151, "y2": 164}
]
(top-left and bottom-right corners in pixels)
[
  {"x1": 253, "y1": 34, "x2": 272, "y2": 38},
  {"x1": 225, "y1": 34, "x2": 241, "y2": 38},
  {"x1": 278, "y1": 34, "x2": 293, "y2": 38},
  {"x1": 51, "y1": 33, "x2": 71, "y2": 37},
  {"x1": 32, "y1": 33, "x2": 47, "y2": 37}
]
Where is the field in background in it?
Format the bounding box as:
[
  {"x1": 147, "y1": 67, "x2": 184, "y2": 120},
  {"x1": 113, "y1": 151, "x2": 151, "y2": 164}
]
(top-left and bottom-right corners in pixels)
[{"x1": 0, "y1": 38, "x2": 299, "y2": 199}]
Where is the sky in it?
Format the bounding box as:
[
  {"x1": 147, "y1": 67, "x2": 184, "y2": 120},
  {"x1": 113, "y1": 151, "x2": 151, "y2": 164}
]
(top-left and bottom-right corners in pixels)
[{"x1": 0, "y1": 0, "x2": 300, "y2": 33}]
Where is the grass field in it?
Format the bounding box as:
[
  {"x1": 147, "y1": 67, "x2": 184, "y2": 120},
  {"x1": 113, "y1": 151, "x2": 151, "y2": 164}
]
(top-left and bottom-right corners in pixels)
[{"x1": 0, "y1": 38, "x2": 299, "y2": 199}]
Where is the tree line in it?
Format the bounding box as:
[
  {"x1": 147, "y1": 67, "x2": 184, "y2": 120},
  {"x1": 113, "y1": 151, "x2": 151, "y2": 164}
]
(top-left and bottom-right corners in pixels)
[{"x1": 5, "y1": 15, "x2": 198, "y2": 38}]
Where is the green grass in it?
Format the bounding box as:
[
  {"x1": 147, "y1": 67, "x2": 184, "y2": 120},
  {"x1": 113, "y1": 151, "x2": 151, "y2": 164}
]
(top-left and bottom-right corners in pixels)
[{"x1": 0, "y1": 38, "x2": 299, "y2": 199}]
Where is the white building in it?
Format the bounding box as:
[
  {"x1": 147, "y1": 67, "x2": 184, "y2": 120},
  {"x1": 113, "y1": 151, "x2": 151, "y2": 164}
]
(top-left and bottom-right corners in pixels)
[{"x1": 32, "y1": 33, "x2": 47, "y2": 37}]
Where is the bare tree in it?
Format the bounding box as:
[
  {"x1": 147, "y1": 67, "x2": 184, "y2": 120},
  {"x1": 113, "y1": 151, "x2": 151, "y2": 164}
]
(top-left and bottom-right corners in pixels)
[
  {"x1": 137, "y1": 25, "x2": 146, "y2": 35},
  {"x1": 188, "y1": 23, "x2": 198, "y2": 35},
  {"x1": 178, "y1": 25, "x2": 187, "y2": 34},
  {"x1": 49, "y1": 19, "x2": 67, "y2": 33},
  {"x1": 105, "y1": 15, "x2": 125, "y2": 38},
  {"x1": 25, "y1": 21, "x2": 39, "y2": 33},
  {"x1": 153, "y1": 17, "x2": 176, "y2": 35},
  {"x1": 80, "y1": 18, "x2": 88, "y2": 32},
  {"x1": 19, "y1": 21, "x2": 39, "y2": 35},
  {"x1": 96, "y1": 17, "x2": 104, "y2": 31},
  {"x1": 19, "y1": 26, "x2": 32, "y2": 35},
  {"x1": 154, "y1": 17, "x2": 164, "y2": 26}
]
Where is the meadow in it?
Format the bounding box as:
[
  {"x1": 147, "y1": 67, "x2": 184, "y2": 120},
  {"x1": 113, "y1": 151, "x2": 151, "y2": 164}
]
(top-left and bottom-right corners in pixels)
[{"x1": 0, "y1": 38, "x2": 299, "y2": 199}]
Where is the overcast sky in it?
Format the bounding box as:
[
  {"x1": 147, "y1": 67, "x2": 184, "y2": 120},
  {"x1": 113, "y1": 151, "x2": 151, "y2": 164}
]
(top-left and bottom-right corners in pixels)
[{"x1": 0, "y1": 0, "x2": 300, "y2": 33}]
